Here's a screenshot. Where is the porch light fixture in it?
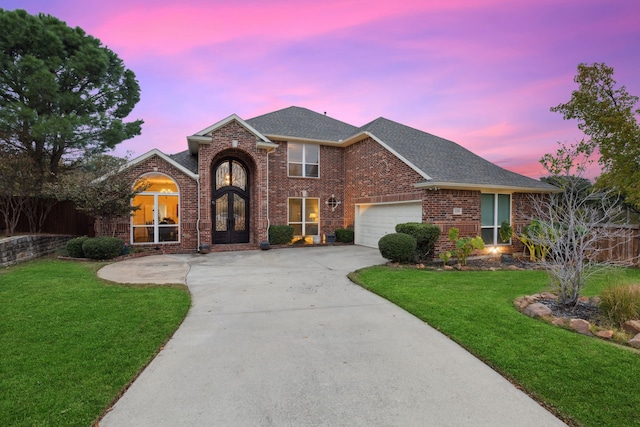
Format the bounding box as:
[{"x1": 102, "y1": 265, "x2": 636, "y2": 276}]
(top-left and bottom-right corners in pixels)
[{"x1": 326, "y1": 194, "x2": 341, "y2": 211}]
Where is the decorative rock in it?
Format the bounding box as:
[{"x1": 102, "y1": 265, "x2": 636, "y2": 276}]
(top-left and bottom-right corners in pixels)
[
  {"x1": 622, "y1": 320, "x2": 640, "y2": 336},
  {"x1": 569, "y1": 318, "x2": 593, "y2": 336},
  {"x1": 595, "y1": 330, "x2": 614, "y2": 340},
  {"x1": 540, "y1": 292, "x2": 557, "y2": 300},
  {"x1": 523, "y1": 302, "x2": 553, "y2": 318},
  {"x1": 629, "y1": 333, "x2": 640, "y2": 349},
  {"x1": 443, "y1": 265, "x2": 454, "y2": 271},
  {"x1": 552, "y1": 317, "x2": 568, "y2": 327},
  {"x1": 513, "y1": 297, "x2": 531, "y2": 311},
  {"x1": 506, "y1": 265, "x2": 520, "y2": 270}
]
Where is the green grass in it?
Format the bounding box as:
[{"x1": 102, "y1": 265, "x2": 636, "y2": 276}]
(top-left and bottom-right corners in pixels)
[
  {"x1": 351, "y1": 266, "x2": 640, "y2": 427},
  {"x1": 0, "y1": 259, "x2": 191, "y2": 427}
]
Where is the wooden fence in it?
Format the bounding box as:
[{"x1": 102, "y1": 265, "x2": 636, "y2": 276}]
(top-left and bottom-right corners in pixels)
[
  {"x1": 594, "y1": 224, "x2": 639, "y2": 266},
  {"x1": 1, "y1": 200, "x2": 95, "y2": 237}
]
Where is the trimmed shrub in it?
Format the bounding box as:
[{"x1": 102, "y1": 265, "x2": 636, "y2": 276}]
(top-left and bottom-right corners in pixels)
[
  {"x1": 600, "y1": 284, "x2": 640, "y2": 327},
  {"x1": 395, "y1": 222, "x2": 441, "y2": 260},
  {"x1": 268, "y1": 225, "x2": 295, "y2": 245},
  {"x1": 378, "y1": 233, "x2": 417, "y2": 263},
  {"x1": 66, "y1": 236, "x2": 89, "y2": 258},
  {"x1": 335, "y1": 228, "x2": 354, "y2": 243},
  {"x1": 81, "y1": 237, "x2": 125, "y2": 260}
]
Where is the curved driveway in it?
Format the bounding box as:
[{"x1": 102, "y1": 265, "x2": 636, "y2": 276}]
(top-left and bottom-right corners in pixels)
[{"x1": 100, "y1": 246, "x2": 565, "y2": 426}]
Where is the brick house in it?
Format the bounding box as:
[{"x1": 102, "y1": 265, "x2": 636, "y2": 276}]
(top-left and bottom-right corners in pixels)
[{"x1": 110, "y1": 106, "x2": 556, "y2": 256}]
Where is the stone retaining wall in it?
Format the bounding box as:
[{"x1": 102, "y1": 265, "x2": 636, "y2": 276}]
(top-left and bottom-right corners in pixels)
[{"x1": 0, "y1": 235, "x2": 72, "y2": 267}]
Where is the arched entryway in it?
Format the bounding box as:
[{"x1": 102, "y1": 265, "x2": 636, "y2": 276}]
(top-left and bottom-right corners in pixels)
[{"x1": 212, "y1": 158, "x2": 250, "y2": 244}]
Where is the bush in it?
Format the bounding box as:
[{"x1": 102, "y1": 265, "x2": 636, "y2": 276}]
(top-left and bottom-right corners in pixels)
[
  {"x1": 395, "y1": 222, "x2": 441, "y2": 260},
  {"x1": 448, "y1": 227, "x2": 484, "y2": 266},
  {"x1": 378, "y1": 233, "x2": 417, "y2": 263},
  {"x1": 335, "y1": 228, "x2": 354, "y2": 243},
  {"x1": 81, "y1": 237, "x2": 125, "y2": 260},
  {"x1": 268, "y1": 225, "x2": 294, "y2": 245},
  {"x1": 66, "y1": 236, "x2": 89, "y2": 258},
  {"x1": 600, "y1": 285, "x2": 640, "y2": 327}
]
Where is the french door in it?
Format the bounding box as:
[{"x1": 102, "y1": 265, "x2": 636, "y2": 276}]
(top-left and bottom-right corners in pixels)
[{"x1": 212, "y1": 159, "x2": 249, "y2": 244}]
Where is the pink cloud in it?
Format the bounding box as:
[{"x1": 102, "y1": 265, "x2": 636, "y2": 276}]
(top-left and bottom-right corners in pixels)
[{"x1": 7, "y1": 0, "x2": 638, "y2": 185}]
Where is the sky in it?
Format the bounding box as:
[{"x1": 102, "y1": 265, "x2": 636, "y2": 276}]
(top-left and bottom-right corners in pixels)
[{"x1": 2, "y1": 0, "x2": 639, "y2": 179}]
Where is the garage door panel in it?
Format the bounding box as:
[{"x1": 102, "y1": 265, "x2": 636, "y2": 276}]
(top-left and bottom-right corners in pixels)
[{"x1": 355, "y1": 202, "x2": 422, "y2": 248}]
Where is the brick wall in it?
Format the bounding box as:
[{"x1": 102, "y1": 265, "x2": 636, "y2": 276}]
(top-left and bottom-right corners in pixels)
[
  {"x1": 422, "y1": 189, "x2": 482, "y2": 254},
  {"x1": 267, "y1": 140, "x2": 346, "y2": 235},
  {"x1": 98, "y1": 154, "x2": 199, "y2": 253},
  {"x1": 344, "y1": 137, "x2": 424, "y2": 227},
  {"x1": 424, "y1": 190, "x2": 543, "y2": 256},
  {"x1": 200, "y1": 121, "x2": 270, "y2": 246}
]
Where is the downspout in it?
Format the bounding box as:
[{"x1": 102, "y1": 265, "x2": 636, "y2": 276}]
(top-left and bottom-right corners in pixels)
[
  {"x1": 265, "y1": 150, "x2": 270, "y2": 239},
  {"x1": 196, "y1": 175, "x2": 201, "y2": 252}
]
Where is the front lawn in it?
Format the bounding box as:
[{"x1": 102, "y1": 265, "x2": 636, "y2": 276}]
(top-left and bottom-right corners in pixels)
[
  {"x1": 351, "y1": 266, "x2": 640, "y2": 427},
  {"x1": 0, "y1": 259, "x2": 191, "y2": 426}
]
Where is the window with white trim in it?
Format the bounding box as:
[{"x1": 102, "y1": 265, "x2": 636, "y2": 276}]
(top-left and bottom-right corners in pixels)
[
  {"x1": 481, "y1": 193, "x2": 511, "y2": 245},
  {"x1": 288, "y1": 142, "x2": 319, "y2": 178},
  {"x1": 131, "y1": 173, "x2": 179, "y2": 244},
  {"x1": 288, "y1": 198, "x2": 319, "y2": 236}
]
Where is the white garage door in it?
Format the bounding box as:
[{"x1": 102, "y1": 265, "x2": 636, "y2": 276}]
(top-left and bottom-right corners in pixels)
[{"x1": 355, "y1": 201, "x2": 422, "y2": 248}]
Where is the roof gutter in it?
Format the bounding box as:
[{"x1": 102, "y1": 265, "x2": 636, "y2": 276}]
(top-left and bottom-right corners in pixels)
[{"x1": 414, "y1": 181, "x2": 561, "y2": 193}]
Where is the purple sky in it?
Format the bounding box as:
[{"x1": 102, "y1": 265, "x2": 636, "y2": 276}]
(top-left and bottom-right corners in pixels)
[{"x1": 3, "y1": 0, "x2": 639, "y2": 179}]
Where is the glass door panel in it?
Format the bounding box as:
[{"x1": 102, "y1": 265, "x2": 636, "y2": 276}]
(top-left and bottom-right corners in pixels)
[
  {"x1": 215, "y1": 194, "x2": 228, "y2": 232},
  {"x1": 233, "y1": 194, "x2": 246, "y2": 231}
]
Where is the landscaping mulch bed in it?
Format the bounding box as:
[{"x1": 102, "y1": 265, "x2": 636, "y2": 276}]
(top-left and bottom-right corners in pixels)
[{"x1": 538, "y1": 298, "x2": 604, "y2": 325}]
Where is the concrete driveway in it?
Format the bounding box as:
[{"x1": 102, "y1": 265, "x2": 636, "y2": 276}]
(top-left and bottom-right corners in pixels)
[{"x1": 99, "y1": 246, "x2": 565, "y2": 426}]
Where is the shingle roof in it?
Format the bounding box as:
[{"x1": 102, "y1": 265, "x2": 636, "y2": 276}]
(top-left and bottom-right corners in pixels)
[
  {"x1": 169, "y1": 150, "x2": 198, "y2": 174},
  {"x1": 175, "y1": 106, "x2": 555, "y2": 192},
  {"x1": 357, "y1": 117, "x2": 556, "y2": 190},
  {"x1": 247, "y1": 106, "x2": 358, "y2": 142}
]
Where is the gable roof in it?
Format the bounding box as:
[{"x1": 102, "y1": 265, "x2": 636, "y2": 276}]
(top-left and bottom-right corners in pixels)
[
  {"x1": 169, "y1": 150, "x2": 199, "y2": 174},
  {"x1": 353, "y1": 118, "x2": 556, "y2": 192},
  {"x1": 187, "y1": 114, "x2": 277, "y2": 154},
  {"x1": 244, "y1": 107, "x2": 556, "y2": 193},
  {"x1": 247, "y1": 106, "x2": 358, "y2": 143},
  {"x1": 124, "y1": 149, "x2": 198, "y2": 179}
]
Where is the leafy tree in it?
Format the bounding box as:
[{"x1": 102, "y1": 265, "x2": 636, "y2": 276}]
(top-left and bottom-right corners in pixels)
[
  {"x1": 0, "y1": 9, "x2": 143, "y2": 177},
  {"x1": 532, "y1": 141, "x2": 627, "y2": 307},
  {"x1": 55, "y1": 155, "x2": 148, "y2": 236},
  {"x1": 551, "y1": 63, "x2": 640, "y2": 209}
]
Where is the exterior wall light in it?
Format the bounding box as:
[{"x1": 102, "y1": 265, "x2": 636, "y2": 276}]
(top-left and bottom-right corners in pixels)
[{"x1": 326, "y1": 194, "x2": 341, "y2": 211}]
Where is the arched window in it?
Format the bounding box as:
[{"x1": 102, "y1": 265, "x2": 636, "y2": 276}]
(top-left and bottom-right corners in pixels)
[{"x1": 131, "y1": 173, "x2": 180, "y2": 244}]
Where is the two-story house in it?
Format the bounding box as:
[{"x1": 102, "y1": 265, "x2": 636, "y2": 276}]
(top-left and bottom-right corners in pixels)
[{"x1": 110, "y1": 106, "x2": 556, "y2": 256}]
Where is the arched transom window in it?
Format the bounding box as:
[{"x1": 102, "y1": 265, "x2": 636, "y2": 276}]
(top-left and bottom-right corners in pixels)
[{"x1": 131, "y1": 173, "x2": 180, "y2": 244}]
